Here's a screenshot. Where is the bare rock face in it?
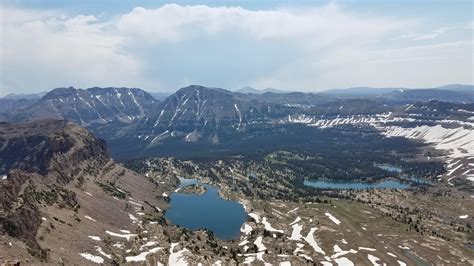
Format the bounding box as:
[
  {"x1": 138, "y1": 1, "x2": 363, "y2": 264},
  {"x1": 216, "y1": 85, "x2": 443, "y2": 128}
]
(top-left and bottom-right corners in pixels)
[
  {"x1": 0, "y1": 119, "x2": 109, "y2": 182},
  {"x1": 0, "y1": 119, "x2": 167, "y2": 264},
  {"x1": 0, "y1": 120, "x2": 108, "y2": 258}
]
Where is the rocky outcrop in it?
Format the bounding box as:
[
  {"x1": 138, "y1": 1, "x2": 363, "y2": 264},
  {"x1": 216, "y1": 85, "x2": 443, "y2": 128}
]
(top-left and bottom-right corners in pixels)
[
  {"x1": 0, "y1": 119, "x2": 109, "y2": 182},
  {"x1": 0, "y1": 120, "x2": 110, "y2": 260}
]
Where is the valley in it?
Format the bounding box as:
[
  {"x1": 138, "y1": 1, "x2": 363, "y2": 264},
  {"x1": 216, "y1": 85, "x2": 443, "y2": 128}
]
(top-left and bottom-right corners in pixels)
[
  {"x1": 2, "y1": 1, "x2": 473, "y2": 264},
  {"x1": 0, "y1": 85, "x2": 473, "y2": 265}
]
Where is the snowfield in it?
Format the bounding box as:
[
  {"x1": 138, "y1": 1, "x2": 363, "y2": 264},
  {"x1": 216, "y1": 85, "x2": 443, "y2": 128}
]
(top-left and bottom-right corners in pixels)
[{"x1": 286, "y1": 113, "x2": 474, "y2": 183}]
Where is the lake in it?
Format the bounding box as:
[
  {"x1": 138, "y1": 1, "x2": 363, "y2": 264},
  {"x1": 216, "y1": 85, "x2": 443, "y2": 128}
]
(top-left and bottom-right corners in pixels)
[
  {"x1": 376, "y1": 164, "x2": 402, "y2": 173},
  {"x1": 165, "y1": 177, "x2": 247, "y2": 240},
  {"x1": 304, "y1": 171, "x2": 432, "y2": 190},
  {"x1": 376, "y1": 164, "x2": 432, "y2": 185},
  {"x1": 304, "y1": 179, "x2": 410, "y2": 190}
]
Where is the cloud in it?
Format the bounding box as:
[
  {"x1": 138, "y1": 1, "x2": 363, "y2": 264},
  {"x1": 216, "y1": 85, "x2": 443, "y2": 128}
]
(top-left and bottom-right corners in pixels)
[
  {"x1": 0, "y1": 4, "x2": 472, "y2": 94},
  {"x1": 396, "y1": 27, "x2": 450, "y2": 41},
  {"x1": 0, "y1": 6, "x2": 141, "y2": 94},
  {"x1": 116, "y1": 4, "x2": 403, "y2": 47}
]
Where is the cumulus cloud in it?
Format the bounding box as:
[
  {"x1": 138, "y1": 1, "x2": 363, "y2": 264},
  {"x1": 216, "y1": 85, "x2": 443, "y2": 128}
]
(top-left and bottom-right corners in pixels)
[
  {"x1": 0, "y1": 4, "x2": 472, "y2": 94},
  {"x1": 0, "y1": 7, "x2": 141, "y2": 94}
]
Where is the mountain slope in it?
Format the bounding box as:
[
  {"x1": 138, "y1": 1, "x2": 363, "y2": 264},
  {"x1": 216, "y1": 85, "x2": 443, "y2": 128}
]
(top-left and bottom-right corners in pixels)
[
  {"x1": 381, "y1": 88, "x2": 474, "y2": 103},
  {"x1": 9, "y1": 87, "x2": 160, "y2": 125},
  {"x1": 0, "y1": 119, "x2": 167, "y2": 264},
  {"x1": 2, "y1": 91, "x2": 47, "y2": 100},
  {"x1": 0, "y1": 98, "x2": 35, "y2": 120},
  {"x1": 322, "y1": 84, "x2": 474, "y2": 103},
  {"x1": 136, "y1": 85, "x2": 294, "y2": 144}
]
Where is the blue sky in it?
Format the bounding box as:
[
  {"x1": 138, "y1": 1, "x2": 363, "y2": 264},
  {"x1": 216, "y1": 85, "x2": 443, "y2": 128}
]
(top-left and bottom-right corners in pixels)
[{"x1": 1, "y1": 0, "x2": 472, "y2": 94}]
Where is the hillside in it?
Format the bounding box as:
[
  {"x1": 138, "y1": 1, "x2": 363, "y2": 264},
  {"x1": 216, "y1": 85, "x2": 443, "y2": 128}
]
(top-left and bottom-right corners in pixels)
[
  {"x1": 4, "y1": 87, "x2": 160, "y2": 125},
  {"x1": 0, "y1": 120, "x2": 168, "y2": 264}
]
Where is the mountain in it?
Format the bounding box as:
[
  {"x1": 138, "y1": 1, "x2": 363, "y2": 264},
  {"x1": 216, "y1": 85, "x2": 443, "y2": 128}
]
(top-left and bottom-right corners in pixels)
[
  {"x1": 305, "y1": 98, "x2": 394, "y2": 116},
  {"x1": 135, "y1": 85, "x2": 294, "y2": 144},
  {"x1": 148, "y1": 91, "x2": 175, "y2": 101},
  {"x1": 0, "y1": 119, "x2": 167, "y2": 263},
  {"x1": 235, "y1": 87, "x2": 291, "y2": 94},
  {"x1": 381, "y1": 88, "x2": 474, "y2": 103},
  {"x1": 399, "y1": 100, "x2": 474, "y2": 120},
  {"x1": 0, "y1": 98, "x2": 35, "y2": 118},
  {"x1": 321, "y1": 87, "x2": 401, "y2": 97},
  {"x1": 1, "y1": 84, "x2": 472, "y2": 160},
  {"x1": 235, "y1": 86, "x2": 261, "y2": 94},
  {"x1": 437, "y1": 84, "x2": 474, "y2": 93},
  {"x1": 6, "y1": 87, "x2": 160, "y2": 125},
  {"x1": 241, "y1": 91, "x2": 334, "y2": 106},
  {"x1": 322, "y1": 84, "x2": 474, "y2": 103},
  {"x1": 2, "y1": 91, "x2": 47, "y2": 100}
]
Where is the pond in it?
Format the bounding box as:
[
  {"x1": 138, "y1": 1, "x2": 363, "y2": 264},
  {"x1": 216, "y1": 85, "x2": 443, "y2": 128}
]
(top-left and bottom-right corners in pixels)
[
  {"x1": 304, "y1": 163, "x2": 433, "y2": 190},
  {"x1": 376, "y1": 164, "x2": 402, "y2": 173},
  {"x1": 304, "y1": 179, "x2": 410, "y2": 190},
  {"x1": 165, "y1": 177, "x2": 247, "y2": 240},
  {"x1": 376, "y1": 164, "x2": 432, "y2": 185}
]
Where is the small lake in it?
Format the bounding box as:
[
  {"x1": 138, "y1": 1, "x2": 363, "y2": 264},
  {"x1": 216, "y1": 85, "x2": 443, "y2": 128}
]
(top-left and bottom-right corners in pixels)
[
  {"x1": 376, "y1": 164, "x2": 402, "y2": 173},
  {"x1": 304, "y1": 179, "x2": 410, "y2": 190},
  {"x1": 304, "y1": 165, "x2": 433, "y2": 190},
  {"x1": 165, "y1": 177, "x2": 247, "y2": 240},
  {"x1": 376, "y1": 164, "x2": 432, "y2": 185}
]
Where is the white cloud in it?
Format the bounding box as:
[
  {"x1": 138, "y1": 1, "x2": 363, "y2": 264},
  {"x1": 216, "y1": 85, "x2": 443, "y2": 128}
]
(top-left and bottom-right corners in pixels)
[
  {"x1": 0, "y1": 4, "x2": 472, "y2": 95},
  {"x1": 116, "y1": 4, "x2": 403, "y2": 47},
  {"x1": 396, "y1": 27, "x2": 450, "y2": 41},
  {"x1": 0, "y1": 7, "x2": 141, "y2": 94}
]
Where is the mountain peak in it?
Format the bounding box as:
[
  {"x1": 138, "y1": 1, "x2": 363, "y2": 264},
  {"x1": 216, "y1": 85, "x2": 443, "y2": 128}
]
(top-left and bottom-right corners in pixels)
[{"x1": 177, "y1": 85, "x2": 232, "y2": 95}]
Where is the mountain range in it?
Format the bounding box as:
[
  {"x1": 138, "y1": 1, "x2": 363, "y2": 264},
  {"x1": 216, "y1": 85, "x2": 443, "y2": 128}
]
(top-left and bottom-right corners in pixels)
[
  {"x1": 0, "y1": 84, "x2": 472, "y2": 159},
  {"x1": 1, "y1": 84, "x2": 473, "y2": 264}
]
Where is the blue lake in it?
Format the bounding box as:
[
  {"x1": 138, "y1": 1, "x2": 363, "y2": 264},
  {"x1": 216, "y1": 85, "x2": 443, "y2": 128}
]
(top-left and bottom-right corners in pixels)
[
  {"x1": 304, "y1": 179, "x2": 410, "y2": 190},
  {"x1": 376, "y1": 164, "x2": 432, "y2": 185},
  {"x1": 376, "y1": 164, "x2": 402, "y2": 173},
  {"x1": 165, "y1": 178, "x2": 247, "y2": 240}
]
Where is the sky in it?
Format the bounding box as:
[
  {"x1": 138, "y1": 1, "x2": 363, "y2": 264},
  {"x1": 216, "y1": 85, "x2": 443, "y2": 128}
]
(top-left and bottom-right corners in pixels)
[{"x1": 0, "y1": 1, "x2": 473, "y2": 95}]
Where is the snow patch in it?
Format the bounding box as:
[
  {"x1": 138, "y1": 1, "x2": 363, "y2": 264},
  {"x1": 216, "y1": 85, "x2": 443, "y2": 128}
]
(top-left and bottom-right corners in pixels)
[
  {"x1": 84, "y1": 215, "x2": 96, "y2": 222},
  {"x1": 325, "y1": 212, "x2": 341, "y2": 225},
  {"x1": 105, "y1": 230, "x2": 137, "y2": 240},
  {"x1": 262, "y1": 217, "x2": 284, "y2": 233},
  {"x1": 334, "y1": 257, "x2": 354, "y2": 266},
  {"x1": 248, "y1": 213, "x2": 260, "y2": 223},
  {"x1": 359, "y1": 247, "x2": 377, "y2": 251},
  {"x1": 126, "y1": 246, "x2": 162, "y2": 262},
  {"x1": 169, "y1": 243, "x2": 189, "y2": 265},
  {"x1": 304, "y1": 227, "x2": 325, "y2": 255},
  {"x1": 254, "y1": 236, "x2": 266, "y2": 252},
  {"x1": 289, "y1": 223, "x2": 303, "y2": 241},
  {"x1": 241, "y1": 223, "x2": 253, "y2": 235},
  {"x1": 289, "y1": 216, "x2": 301, "y2": 225},
  {"x1": 367, "y1": 254, "x2": 385, "y2": 266},
  {"x1": 79, "y1": 252, "x2": 104, "y2": 264}
]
